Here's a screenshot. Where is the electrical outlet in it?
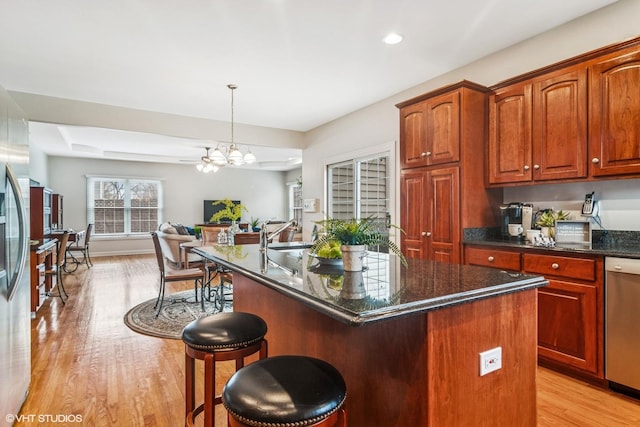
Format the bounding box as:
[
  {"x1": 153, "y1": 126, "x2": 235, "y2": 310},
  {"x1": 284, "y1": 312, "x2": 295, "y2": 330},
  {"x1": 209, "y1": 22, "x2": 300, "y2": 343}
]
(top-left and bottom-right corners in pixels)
[{"x1": 479, "y1": 347, "x2": 502, "y2": 376}]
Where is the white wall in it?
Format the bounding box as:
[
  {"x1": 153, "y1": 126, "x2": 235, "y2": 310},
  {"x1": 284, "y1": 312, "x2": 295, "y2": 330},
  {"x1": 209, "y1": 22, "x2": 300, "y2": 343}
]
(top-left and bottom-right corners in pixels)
[
  {"x1": 302, "y1": 0, "x2": 640, "y2": 236},
  {"x1": 28, "y1": 144, "x2": 48, "y2": 186},
  {"x1": 47, "y1": 156, "x2": 290, "y2": 255}
]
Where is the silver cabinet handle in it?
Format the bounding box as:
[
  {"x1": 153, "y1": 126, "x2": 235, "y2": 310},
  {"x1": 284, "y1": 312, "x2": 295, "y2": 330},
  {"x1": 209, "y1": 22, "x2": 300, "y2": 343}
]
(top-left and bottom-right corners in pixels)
[
  {"x1": 524, "y1": 165, "x2": 530, "y2": 170},
  {"x1": 592, "y1": 158, "x2": 600, "y2": 164},
  {"x1": 421, "y1": 231, "x2": 431, "y2": 237},
  {"x1": 488, "y1": 256, "x2": 495, "y2": 262},
  {"x1": 533, "y1": 164, "x2": 540, "y2": 169},
  {"x1": 551, "y1": 263, "x2": 559, "y2": 270},
  {"x1": 421, "y1": 151, "x2": 432, "y2": 157}
]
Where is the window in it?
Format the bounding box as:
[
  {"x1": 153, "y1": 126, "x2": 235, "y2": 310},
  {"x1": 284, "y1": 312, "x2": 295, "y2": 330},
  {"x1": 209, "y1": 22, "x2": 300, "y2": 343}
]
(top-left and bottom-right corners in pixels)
[
  {"x1": 327, "y1": 154, "x2": 390, "y2": 237},
  {"x1": 87, "y1": 177, "x2": 163, "y2": 235}
]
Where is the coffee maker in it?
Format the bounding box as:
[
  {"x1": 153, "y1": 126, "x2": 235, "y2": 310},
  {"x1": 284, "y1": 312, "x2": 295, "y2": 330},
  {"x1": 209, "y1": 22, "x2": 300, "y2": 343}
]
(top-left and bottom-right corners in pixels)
[{"x1": 500, "y1": 202, "x2": 533, "y2": 240}]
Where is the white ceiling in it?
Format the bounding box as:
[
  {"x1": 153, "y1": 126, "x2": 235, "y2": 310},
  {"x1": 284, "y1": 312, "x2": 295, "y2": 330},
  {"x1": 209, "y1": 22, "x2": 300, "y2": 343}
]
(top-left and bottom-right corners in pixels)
[{"x1": 0, "y1": 0, "x2": 618, "y2": 170}]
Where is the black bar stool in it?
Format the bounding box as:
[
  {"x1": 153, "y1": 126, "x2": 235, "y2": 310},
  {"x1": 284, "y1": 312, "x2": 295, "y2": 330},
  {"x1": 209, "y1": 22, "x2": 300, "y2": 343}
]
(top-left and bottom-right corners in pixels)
[
  {"x1": 181, "y1": 312, "x2": 268, "y2": 427},
  {"x1": 222, "y1": 355, "x2": 347, "y2": 427}
]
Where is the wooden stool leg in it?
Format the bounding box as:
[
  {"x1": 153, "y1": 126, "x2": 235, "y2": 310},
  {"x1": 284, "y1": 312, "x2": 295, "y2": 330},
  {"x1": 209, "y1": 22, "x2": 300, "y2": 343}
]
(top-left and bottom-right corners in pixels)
[
  {"x1": 203, "y1": 353, "x2": 216, "y2": 427},
  {"x1": 185, "y1": 350, "x2": 195, "y2": 419}
]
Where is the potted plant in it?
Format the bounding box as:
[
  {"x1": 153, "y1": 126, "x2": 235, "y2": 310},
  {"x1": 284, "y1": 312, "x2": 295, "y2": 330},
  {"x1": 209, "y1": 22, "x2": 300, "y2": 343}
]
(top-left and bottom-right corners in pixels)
[
  {"x1": 249, "y1": 217, "x2": 261, "y2": 232},
  {"x1": 310, "y1": 216, "x2": 407, "y2": 271},
  {"x1": 535, "y1": 209, "x2": 570, "y2": 238}
]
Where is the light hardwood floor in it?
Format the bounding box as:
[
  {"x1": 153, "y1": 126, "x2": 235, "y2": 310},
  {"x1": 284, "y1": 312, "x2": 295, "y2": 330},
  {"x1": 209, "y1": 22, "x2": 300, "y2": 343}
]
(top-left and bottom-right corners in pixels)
[{"x1": 16, "y1": 255, "x2": 640, "y2": 426}]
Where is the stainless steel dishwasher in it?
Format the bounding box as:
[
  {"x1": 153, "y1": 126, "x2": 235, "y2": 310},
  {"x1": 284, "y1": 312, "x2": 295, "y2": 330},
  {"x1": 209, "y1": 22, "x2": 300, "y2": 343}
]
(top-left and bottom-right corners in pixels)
[{"x1": 605, "y1": 256, "x2": 640, "y2": 392}]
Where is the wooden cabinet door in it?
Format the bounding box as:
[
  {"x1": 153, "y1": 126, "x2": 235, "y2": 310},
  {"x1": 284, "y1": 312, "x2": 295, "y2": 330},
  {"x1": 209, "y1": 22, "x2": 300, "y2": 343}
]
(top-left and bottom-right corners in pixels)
[
  {"x1": 400, "y1": 170, "x2": 428, "y2": 259},
  {"x1": 425, "y1": 91, "x2": 460, "y2": 166},
  {"x1": 488, "y1": 83, "x2": 532, "y2": 184},
  {"x1": 400, "y1": 167, "x2": 460, "y2": 263},
  {"x1": 400, "y1": 102, "x2": 427, "y2": 169},
  {"x1": 532, "y1": 67, "x2": 587, "y2": 181},
  {"x1": 426, "y1": 167, "x2": 460, "y2": 263},
  {"x1": 400, "y1": 91, "x2": 460, "y2": 169},
  {"x1": 537, "y1": 279, "x2": 599, "y2": 375},
  {"x1": 589, "y1": 47, "x2": 640, "y2": 177}
]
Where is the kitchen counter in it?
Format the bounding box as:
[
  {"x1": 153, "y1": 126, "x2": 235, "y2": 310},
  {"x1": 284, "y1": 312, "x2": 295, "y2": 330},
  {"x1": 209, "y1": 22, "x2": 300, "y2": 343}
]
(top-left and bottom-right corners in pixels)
[
  {"x1": 193, "y1": 243, "x2": 546, "y2": 426},
  {"x1": 193, "y1": 243, "x2": 547, "y2": 325},
  {"x1": 464, "y1": 229, "x2": 640, "y2": 259}
]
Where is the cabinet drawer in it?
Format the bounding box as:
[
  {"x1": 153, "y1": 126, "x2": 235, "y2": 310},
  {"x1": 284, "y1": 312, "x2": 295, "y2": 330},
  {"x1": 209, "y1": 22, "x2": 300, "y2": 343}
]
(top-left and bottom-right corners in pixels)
[
  {"x1": 523, "y1": 253, "x2": 596, "y2": 282},
  {"x1": 465, "y1": 246, "x2": 521, "y2": 270}
]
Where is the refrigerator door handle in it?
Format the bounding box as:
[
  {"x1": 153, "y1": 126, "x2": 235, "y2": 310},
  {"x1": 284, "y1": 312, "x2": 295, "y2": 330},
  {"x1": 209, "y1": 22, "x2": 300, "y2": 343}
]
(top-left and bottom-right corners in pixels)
[{"x1": 5, "y1": 163, "x2": 28, "y2": 301}]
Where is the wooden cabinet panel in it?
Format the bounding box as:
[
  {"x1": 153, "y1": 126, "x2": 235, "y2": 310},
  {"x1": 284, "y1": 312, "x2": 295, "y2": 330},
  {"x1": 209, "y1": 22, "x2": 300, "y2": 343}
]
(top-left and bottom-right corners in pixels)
[
  {"x1": 399, "y1": 102, "x2": 427, "y2": 169},
  {"x1": 52, "y1": 193, "x2": 63, "y2": 228},
  {"x1": 490, "y1": 66, "x2": 588, "y2": 184},
  {"x1": 401, "y1": 167, "x2": 460, "y2": 263},
  {"x1": 532, "y1": 67, "x2": 587, "y2": 181},
  {"x1": 30, "y1": 186, "x2": 52, "y2": 240},
  {"x1": 427, "y1": 167, "x2": 460, "y2": 263},
  {"x1": 523, "y1": 253, "x2": 596, "y2": 282},
  {"x1": 464, "y1": 246, "x2": 521, "y2": 271},
  {"x1": 488, "y1": 84, "x2": 532, "y2": 184},
  {"x1": 589, "y1": 46, "x2": 640, "y2": 177},
  {"x1": 400, "y1": 91, "x2": 460, "y2": 169},
  {"x1": 400, "y1": 170, "x2": 427, "y2": 259},
  {"x1": 426, "y1": 91, "x2": 460, "y2": 166},
  {"x1": 537, "y1": 279, "x2": 599, "y2": 375}
]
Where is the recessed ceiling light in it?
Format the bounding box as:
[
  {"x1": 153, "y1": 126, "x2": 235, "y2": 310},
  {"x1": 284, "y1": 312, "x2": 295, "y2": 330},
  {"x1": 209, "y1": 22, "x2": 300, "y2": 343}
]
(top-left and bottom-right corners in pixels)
[{"x1": 383, "y1": 33, "x2": 403, "y2": 45}]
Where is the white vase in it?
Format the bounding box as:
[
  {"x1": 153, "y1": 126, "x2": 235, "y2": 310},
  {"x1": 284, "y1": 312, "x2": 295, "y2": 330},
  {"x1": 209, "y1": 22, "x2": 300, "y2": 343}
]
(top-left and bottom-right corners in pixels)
[
  {"x1": 340, "y1": 244, "x2": 367, "y2": 272},
  {"x1": 340, "y1": 271, "x2": 366, "y2": 299}
]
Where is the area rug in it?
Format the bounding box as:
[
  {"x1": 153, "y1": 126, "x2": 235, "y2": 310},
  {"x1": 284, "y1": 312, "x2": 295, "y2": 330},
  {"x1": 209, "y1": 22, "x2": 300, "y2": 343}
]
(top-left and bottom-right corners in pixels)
[{"x1": 124, "y1": 289, "x2": 232, "y2": 340}]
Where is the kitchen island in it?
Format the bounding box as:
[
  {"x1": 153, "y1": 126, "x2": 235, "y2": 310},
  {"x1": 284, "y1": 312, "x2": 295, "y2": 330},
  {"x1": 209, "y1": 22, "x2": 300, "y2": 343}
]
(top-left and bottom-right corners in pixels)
[{"x1": 194, "y1": 244, "x2": 547, "y2": 426}]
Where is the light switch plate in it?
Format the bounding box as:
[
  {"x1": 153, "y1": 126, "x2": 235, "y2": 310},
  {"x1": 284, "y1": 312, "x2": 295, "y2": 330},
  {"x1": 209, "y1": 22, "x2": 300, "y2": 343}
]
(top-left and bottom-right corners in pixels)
[{"x1": 303, "y1": 198, "x2": 318, "y2": 212}]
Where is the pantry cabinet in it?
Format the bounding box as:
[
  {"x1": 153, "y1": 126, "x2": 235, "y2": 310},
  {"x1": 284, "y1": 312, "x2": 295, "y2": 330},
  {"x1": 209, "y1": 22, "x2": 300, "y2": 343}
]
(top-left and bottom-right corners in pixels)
[
  {"x1": 489, "y1": 65, "x2": 587, "y2": 184},
  {"x1": 464, "y1": 244, "x2": 604, "y2": 382},
  {"x1": 588, "y1": 45, "x2": 640, "y2": 177},
  {"x1": 401, "y1": 166, "x2": 459, "y2": 262},
  {"x1": 397, "y1": 81, "x2": 501, "y2": 264}
]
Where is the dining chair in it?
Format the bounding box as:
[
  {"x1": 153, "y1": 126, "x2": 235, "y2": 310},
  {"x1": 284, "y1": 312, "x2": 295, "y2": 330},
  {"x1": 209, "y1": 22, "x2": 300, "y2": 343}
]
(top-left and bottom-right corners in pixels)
[
  {"x1": 45, "y1": 231, "x2": 70, "y2": 304},
  {"x1": 150, "y1": 232, "x2": 206, "y2": 316},
  {"x1": 67, "y1": 223, "x2": 94, "y2": 268},
  {"x1": 277, "y1": 226, "x2": 296, "y2": 242}
]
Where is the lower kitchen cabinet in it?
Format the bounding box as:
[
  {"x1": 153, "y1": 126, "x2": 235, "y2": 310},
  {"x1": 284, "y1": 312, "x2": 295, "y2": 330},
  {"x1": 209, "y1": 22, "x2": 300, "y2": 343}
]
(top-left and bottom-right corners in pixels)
[{"x1": 464, "y1": 245, "x2": 605, "y2": 383}]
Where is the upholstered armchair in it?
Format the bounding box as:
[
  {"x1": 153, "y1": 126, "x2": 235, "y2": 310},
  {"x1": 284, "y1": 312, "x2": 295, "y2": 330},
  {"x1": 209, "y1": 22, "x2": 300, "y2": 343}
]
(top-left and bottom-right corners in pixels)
[{"x1": 156, "y1": 223, "x2": 200, "y2": 267}]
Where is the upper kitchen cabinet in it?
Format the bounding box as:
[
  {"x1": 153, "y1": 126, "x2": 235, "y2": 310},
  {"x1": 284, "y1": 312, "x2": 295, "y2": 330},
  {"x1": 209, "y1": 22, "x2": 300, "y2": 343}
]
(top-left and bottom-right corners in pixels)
[
  {"x1": 398, "y1": 84, "x2": 474, "y2": 169},
  {"x1": 588, "y1": 45, "x2": 640, "y2": 177},
  {"x1": 489, "y1": 65, "x2": 587, "y2": 185},
  {"x1": 488, "y1": 83, "x2": 532, "y2": 184}
]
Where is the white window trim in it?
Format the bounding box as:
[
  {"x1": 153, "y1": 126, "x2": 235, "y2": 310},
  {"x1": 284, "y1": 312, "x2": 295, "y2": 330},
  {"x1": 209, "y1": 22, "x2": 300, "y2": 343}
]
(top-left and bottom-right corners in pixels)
[{"x1": 322, "y1": 140, "x2": 399, "y2": 245}]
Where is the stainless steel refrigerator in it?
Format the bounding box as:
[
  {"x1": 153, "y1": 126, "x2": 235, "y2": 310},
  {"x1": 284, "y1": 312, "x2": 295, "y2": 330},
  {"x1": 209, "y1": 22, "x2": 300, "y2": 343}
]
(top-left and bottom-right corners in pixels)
[{"x1": 0, "y1": 85, "x2": 31, "y2": 425}]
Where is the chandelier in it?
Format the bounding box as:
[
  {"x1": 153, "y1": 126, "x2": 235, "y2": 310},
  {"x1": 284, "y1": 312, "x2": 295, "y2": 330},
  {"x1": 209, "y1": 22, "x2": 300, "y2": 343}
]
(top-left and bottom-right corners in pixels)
[{"x1": 196, "y1": 84, "x2": 256, "y2": 173}]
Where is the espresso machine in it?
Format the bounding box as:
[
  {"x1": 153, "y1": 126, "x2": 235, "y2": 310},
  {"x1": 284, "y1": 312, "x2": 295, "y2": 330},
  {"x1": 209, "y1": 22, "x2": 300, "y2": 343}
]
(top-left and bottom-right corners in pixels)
[{"x1": 500, "y1": 202, "x2": 533, "y2": 240}]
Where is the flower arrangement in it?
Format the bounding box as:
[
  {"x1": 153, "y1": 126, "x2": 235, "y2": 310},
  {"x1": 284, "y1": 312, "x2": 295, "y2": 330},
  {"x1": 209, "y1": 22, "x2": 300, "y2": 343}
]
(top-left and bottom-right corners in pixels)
[{"x1": 209, "y1": 199, "x2": 247, "y2": 223}]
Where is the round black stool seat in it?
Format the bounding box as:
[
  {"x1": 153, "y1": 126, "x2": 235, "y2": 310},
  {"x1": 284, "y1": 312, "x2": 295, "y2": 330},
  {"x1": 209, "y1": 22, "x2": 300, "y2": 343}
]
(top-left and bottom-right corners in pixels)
[
  {"x1": 223, "y1": 355, "x2": 347, "y2": 426},
  {"x1": 182, "y1": 312, "x2": 267, "y2": 350},
  {"x1": 181, "y1": 312, "x2": 268, "y2": 427}
]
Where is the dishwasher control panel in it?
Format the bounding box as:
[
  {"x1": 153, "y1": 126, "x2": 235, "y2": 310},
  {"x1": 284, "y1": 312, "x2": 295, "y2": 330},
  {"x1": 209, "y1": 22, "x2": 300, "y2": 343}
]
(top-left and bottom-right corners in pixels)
[{"x1": 606, "y1": 257, "x2": 640, "y2": 275}]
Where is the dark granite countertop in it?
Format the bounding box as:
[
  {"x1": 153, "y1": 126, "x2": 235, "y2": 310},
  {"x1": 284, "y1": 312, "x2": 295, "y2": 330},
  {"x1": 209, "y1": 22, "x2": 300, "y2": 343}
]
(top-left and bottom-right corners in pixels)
[
  {"x1": 464, "y1": 229, "x2": 640, "y2": 259},
  {"x1": 193, "y1": 243, "x2": 547, "y2": 326}
]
